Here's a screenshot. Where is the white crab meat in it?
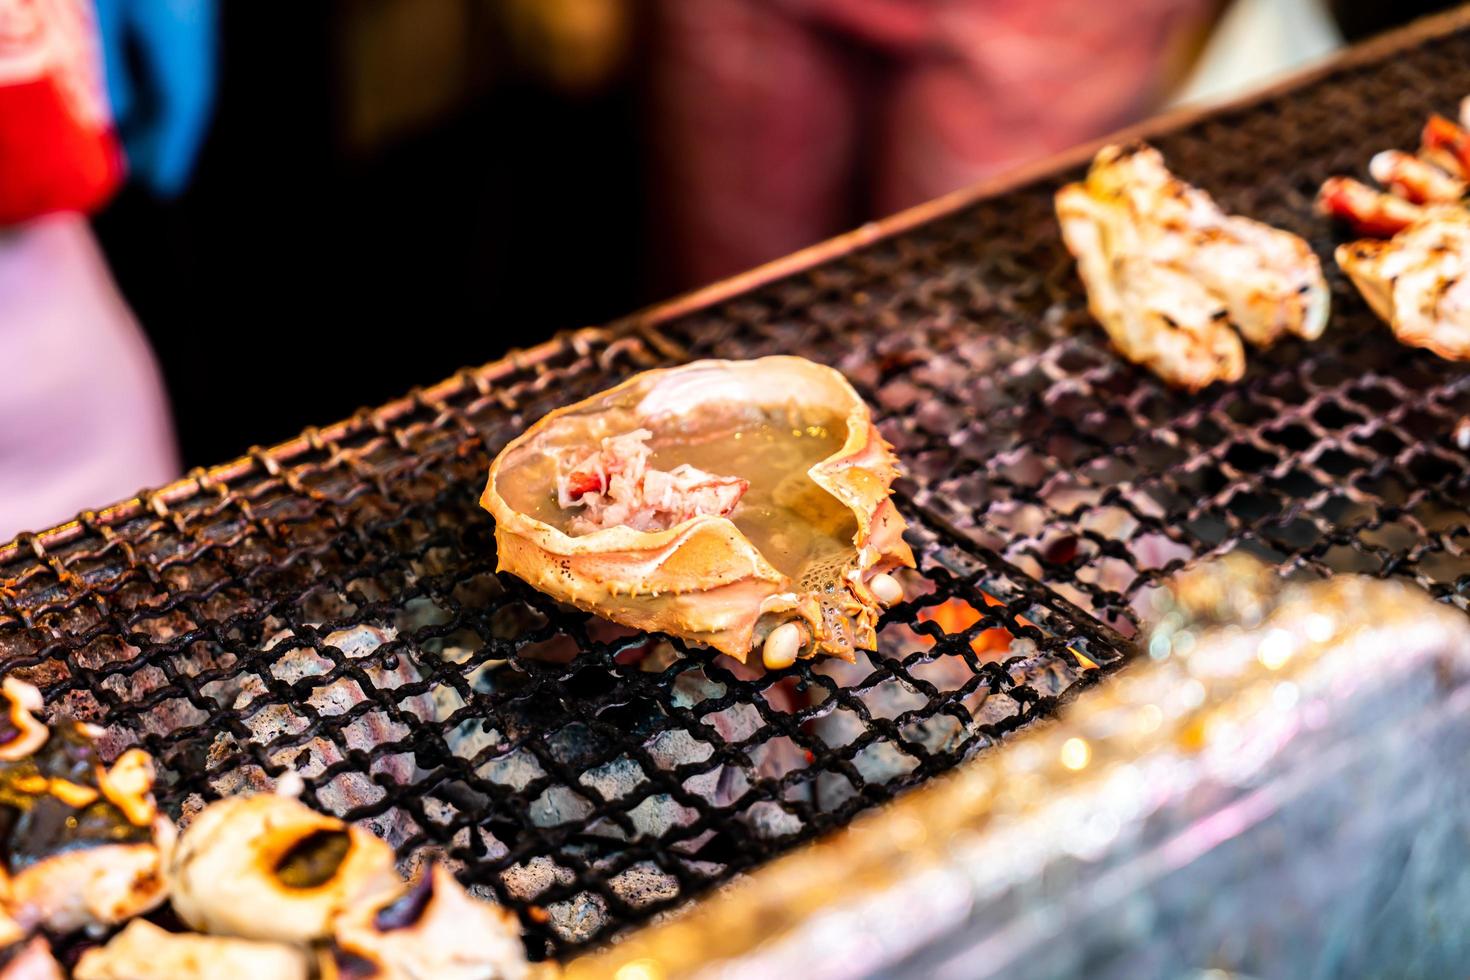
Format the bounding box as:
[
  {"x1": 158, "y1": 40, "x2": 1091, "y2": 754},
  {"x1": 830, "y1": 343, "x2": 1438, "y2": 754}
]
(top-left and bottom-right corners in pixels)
[
  {"x1": 1336, "y1": 207, "x2": 1470, "y2": 360},
  {"x1": 329, "y1": 863, "x2": 528, "y2": 980},
  {"x1": 1057, "y1": 143, "x2": 1329, "y2": 390},
  {"x1": 168, "y1": 794, "x2": 402, "y2": 943},
  {"x1": 555, "y1": 428, "x2": 748, "y2": 534},
  {"x1": 73, "y1": 920, "x2": 308, "y2": 980}
]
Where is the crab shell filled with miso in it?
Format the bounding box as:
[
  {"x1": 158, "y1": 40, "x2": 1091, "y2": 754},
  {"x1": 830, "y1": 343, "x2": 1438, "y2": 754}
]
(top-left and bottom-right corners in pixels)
[{"x1": 482, "y1": 357, "x2": 915, "y2": 667}]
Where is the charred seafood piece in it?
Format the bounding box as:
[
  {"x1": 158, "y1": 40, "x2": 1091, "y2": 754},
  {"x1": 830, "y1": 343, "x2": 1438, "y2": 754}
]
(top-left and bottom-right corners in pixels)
[
  {"x1": 1056, "y1": 143, "x2": 1329, "y2": 391},
  {"x1": 168, "y1": 793, "x2": 402, "y2": 943},
  {"x1": 326, "y1": 863, "x2": 527, "y2": 980},
  {"x1": 1335, "y1": 209, "x2": 1470, "y2": 360},
  {"x1": 0, "y1": 682, "x2": 47, "y2": 764},
  {"x1": 0, "y1": 692, "x2": 171, "y2": 934},
  {"x1": 1318, "y1": 100, "x2": 1470, "y2": 360},
  {"x1": 73, "y1": 919, "x2": 309, "y2": 980},
  {"x1": 483, "y1": 357, "x2": 916, "y2": 667}
]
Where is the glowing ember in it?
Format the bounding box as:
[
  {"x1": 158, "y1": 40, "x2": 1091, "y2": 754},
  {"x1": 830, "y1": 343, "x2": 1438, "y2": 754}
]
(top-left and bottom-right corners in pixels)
[
  {"x1": 917, "y1": 595, "x2": 1097, "y2": 669},
  {"x1": 918, "y1": 595, "x2": 1021, "y2": 656}
]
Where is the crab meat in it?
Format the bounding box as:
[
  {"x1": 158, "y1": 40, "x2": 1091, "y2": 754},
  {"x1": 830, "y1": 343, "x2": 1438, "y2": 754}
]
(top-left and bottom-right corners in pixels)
[
  {"x1": 1057, "y1": 143, "x2": 1329, "y2": 390},
  {"x1": 484, "y1": 357, "x2": 915, "y2": 662},
  {"x1": 555, "y1": 428, "x2": 748, "y2": 534},
  {"x1": 1336, "y1": 207, "x2": 1470, "y2": 360},
  {"x1": 168, "y1": 794, "x2": 402, "y2": 943},
  {"x1": 328, "y1": 863, "x2": 528, "y2": 980},
  {"x1": 73, "y1": 920, "x2": 309, "y2": 980}
]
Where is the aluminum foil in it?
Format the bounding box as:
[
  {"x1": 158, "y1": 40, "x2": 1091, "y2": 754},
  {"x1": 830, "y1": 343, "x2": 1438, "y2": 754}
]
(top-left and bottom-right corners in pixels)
[{"x1": 562, "y1": 557, "x2": 1470, "y2": 979}]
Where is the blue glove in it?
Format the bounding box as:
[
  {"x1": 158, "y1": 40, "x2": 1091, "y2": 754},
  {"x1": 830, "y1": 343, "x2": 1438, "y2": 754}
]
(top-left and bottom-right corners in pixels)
[{"x1": 95, "y1": 0, "x2": 218, "y2": 198}]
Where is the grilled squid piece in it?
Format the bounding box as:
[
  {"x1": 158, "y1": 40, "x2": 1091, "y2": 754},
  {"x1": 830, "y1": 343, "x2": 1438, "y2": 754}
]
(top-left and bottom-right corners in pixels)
[
  {"x1": 0, "y1": 717, "x2": 172, "y2": 934},
  {"x1": 1056, "y1": 143, "x2": 1329, "y2": 390},
  {"x1": 1318, "y1": 101, "x2": 1470, "y2": 360},
  {"x1": 326, "y1": 863, "x2": 528, "y2": 980},
  {"x1": 168, "y1": 793, "x2": 402, "y2": 943},
  {"x1": 73, "y1": 920, "x2": 309, "y2": 980}
]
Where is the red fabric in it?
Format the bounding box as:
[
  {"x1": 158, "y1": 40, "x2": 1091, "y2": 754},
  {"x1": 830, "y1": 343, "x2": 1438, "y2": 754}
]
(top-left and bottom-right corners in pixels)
[
  {"x1": 0, "y1": 0, "x2": 122, "y2": 225},
  {"x1": 0, "y1": 75, "x2": 121, "y2": 225}
]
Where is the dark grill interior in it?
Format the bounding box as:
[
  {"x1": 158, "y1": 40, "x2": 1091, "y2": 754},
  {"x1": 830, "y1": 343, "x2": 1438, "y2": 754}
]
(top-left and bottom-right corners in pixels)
[{"x1": 4, "y1": 12, "x2": 1470, "y2": 962}]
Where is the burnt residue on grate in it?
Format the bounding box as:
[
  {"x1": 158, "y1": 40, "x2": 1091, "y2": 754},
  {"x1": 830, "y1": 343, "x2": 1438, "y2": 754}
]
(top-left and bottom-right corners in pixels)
[
  {"x1": 656, "y1": 23, "x2": 1470, "y2": 637},
  {"x1": 5, "y1": 11, "x2": 1470, "y2": 964}
]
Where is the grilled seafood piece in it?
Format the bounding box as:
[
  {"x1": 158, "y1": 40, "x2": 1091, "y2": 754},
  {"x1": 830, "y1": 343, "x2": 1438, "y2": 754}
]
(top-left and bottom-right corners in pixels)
[
  {"x1": 73, "y1": 920, "x2": 309, "y2": 980},
  {"x1": 0, "y1": 682, "x2": 47, "y2": 764},
  {"x1": 0, "y1": 937, "x2": 61, "y2": 980},
  {"x1": 0, "y1": 681, "x2": 171, "y2": 934},
  {"x1": 168, "y1": 793, "x2": 402, "y2": 943},
  {"x1": 1336, "y1": 209, "x2": 1470, "y2": 360},
  {"x1": 484, "y1": 357, "x2": 916, "y2": 667},
  {"x1": 1317, "y1": 175, "x2": 1434, "y2": 238},
  {"x1": 0, "y1": 911, "x2": 57, "y2": 980},
  {"x1": 326, "y1": 863, "x2": 528, "y2": 980},
  {"x1": 1056, "y1": 143, "x2": 1329, "y2": 390},
  {"x1": 1318, "y1": 102, "x2": 1470, "y2": 360}
]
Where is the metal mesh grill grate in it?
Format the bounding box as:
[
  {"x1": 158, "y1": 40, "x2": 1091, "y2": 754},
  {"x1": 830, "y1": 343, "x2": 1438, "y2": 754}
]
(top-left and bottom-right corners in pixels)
[
  {"x1": 3, "y1": 12, "x2": 1470, "y2": 962},
  {"x1": 655, "y1": 20, "x2": 1470, "y2": 637},
  {"x1": 0, "y1": 331, "x2": 1125, "y2": 959}
]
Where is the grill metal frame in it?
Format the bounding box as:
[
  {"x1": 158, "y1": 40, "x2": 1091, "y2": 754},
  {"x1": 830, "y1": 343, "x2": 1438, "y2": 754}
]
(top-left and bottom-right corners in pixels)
[{"x1": 4, "y1": 4, "x2": 1470, "y2": 968}]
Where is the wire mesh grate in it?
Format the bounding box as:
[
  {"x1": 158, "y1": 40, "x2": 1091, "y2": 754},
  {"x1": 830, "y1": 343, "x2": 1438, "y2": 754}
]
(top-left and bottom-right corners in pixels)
[
  {"x1": 4, "y1": 11, "x2": 1470, "y2": 963},
  {"x1": 653, "y1": 20, "x2": 1470, "y2": 637}
]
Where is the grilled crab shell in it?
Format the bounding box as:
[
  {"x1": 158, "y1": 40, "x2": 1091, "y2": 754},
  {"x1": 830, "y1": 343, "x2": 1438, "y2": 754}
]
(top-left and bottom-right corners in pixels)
[
  {"x1": 168, "y1": 794, "x2": 402, "y2": 944},
  {"x1": 482, "y1": 356, "x2": 915, "y2": 662}
]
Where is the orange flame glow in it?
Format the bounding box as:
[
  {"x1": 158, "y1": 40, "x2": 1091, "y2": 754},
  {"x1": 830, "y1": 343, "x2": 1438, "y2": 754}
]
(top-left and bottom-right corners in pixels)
[
  {"x1": 918, "y1": 594, "x2": 1020, "y2": 655},
  {"x1": 917, "y1": 594, "x2": 1097, "y2": 669}
]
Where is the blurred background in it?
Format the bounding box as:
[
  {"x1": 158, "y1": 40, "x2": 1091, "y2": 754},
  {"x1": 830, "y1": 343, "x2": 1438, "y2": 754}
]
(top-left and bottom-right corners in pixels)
[{"x1": 0, "y1": 0, "x2": 1459, "y2": 538}]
